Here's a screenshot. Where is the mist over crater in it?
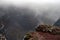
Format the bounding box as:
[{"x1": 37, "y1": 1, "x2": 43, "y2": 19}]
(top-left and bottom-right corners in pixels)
[{"x1": 0, "y1": 3, "x2": 60, "y2": 40}]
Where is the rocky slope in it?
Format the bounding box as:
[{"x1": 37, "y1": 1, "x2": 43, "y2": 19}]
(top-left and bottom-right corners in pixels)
[
  {"x1": 23, "y1": 25, "x2": 60, "y2": 40},
  {"x1": 54, "y1": 19, "x2": 60, "y2": 26}
]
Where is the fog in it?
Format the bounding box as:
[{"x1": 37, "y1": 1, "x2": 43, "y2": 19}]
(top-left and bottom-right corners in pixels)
[{"x1": 0, "y1": 0, "x2": 60, "y2": 40}]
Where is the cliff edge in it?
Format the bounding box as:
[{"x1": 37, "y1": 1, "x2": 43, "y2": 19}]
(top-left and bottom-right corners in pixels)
[{"x1": 23, "y1": 25, "x2": 60, "y2": 40}]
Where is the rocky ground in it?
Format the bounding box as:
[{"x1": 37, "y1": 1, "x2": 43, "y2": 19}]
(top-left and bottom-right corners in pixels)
[{"x1": 23, "y1": 25, "x2": 60, "y2": 40}]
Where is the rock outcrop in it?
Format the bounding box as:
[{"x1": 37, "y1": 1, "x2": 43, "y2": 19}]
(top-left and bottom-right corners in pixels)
[{"x1": 23, "y1": 25, "x2": 60, "y2": 40}]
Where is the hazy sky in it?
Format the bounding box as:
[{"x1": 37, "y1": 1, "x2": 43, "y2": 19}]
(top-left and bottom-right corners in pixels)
[{"x1": 0, "y1": 0, "x2": 60, "y2": 5}]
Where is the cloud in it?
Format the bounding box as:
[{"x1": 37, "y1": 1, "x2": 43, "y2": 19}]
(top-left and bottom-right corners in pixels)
[{"x1": 0, "y1": 0, "x2": 60, "y2": 5}]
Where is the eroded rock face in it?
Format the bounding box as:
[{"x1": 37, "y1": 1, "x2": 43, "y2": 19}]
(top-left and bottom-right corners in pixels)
[{"x1": 23, "y1": 25, "x2": 60, "y2": 40}]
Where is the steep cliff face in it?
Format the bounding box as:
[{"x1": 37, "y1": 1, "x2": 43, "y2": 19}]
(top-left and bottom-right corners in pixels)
[
  {"x1": 0, "y1": 6, "x2": 39, "y2": 40},
  {"x1": 23, "y1": 25, "x2": 60, "y2": 40},
  {"x1": 54, "y1": 19, "x2": 60, "y2": 26}
]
